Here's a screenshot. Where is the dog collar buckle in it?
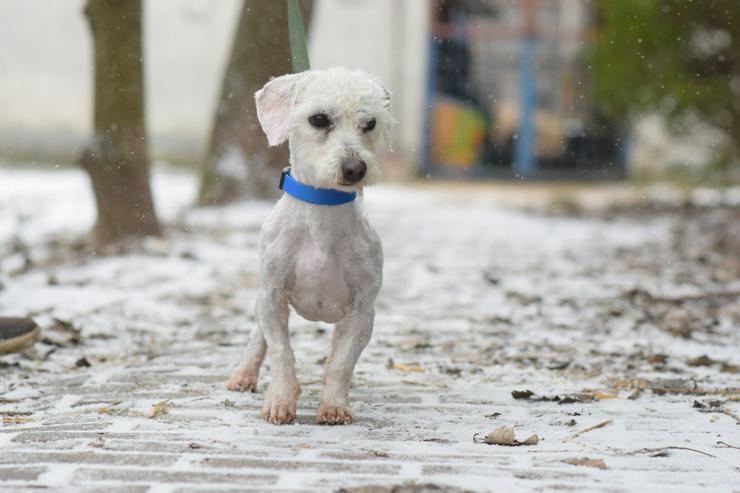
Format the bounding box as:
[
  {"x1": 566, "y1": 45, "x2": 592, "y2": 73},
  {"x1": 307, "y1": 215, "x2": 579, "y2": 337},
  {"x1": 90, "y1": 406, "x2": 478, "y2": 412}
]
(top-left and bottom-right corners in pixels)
[
  {"x1": 279, "y1": 167, "x2": 290, "y2": 191},
  {"x1": 278, "y1": 167, "x2": 357, "y2": 206}
]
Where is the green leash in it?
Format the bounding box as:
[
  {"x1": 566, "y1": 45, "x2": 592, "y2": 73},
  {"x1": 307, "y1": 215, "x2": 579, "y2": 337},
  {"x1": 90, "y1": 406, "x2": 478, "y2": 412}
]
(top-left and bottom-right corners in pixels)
[{"x1": 287, "y1": 0, "x2": 310, "y2": 72}]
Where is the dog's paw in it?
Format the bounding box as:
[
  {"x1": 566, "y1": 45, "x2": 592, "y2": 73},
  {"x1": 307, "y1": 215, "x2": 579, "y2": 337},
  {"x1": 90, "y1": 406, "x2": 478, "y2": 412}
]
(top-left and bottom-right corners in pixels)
[
  {"x1": 316, "y1": 404, "x2": 354, "y2": 425},
  {"x1": 261, "y1": 396, "x2": 297, "y2": 425},
  {"x1": 226, "y1": 368, "x2": 258, "y2": 392}
]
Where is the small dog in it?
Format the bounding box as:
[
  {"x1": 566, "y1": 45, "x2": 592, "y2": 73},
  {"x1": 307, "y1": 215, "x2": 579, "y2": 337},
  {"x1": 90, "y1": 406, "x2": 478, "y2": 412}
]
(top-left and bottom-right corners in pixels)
[{"x1": 227, "y1": 68, "x2": 392, "y2": 425}]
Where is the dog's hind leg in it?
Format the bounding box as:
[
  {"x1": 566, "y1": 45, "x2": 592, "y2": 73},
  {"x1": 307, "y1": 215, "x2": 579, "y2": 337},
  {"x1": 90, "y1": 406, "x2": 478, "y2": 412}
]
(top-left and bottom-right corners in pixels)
[
  {"x1": 226, "y1": 324, "x2": 267, "y2": 392},
  {"x1": 317, "y1": 307, "x2": 374, "y2": 425}
]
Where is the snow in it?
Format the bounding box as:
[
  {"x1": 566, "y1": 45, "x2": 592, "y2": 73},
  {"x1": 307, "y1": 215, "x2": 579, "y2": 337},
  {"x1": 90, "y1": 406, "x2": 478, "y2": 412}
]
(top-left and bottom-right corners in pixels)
[{"x1": 0, "y1": 165, "x2": 739, "y2": 492}]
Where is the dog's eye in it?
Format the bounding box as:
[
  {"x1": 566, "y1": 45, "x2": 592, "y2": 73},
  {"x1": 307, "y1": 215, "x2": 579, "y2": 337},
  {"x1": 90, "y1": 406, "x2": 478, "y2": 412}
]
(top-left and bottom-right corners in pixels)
[
  {"x1": 309, "y1": 113, "x2": 331, "y2": 128},
  {"x1": 363, "y1": 118, "x2": 376, "y2": 132}
]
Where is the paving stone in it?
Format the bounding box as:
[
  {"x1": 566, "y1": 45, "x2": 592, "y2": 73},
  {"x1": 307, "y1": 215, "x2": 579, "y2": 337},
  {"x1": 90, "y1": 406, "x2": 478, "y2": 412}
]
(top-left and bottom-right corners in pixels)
[
  {"x1": 200, "y1": 456, "x2": 401, "y2": 475},
  {"x1": 75, "y1": 486, "x2": 150, "y2": 493},
  {"x1": 2, "y1": 178, "x2": 738, "y2": 492},
  {"x1": 0, "y1": 466, "x2": 46, "y2": 481},
  {"x1": 0, "y1": 451, "x2": 178, "y2": 467},
  {"x1": 73, "y1": 468, "x2": 278, "y2": 486}
]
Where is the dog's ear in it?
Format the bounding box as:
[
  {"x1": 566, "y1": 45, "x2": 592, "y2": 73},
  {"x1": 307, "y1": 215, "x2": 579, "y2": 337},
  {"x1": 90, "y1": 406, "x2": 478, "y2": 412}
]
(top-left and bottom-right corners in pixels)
[{"x1": 255, "y1": 72, "x2": 306, "y2": 146}]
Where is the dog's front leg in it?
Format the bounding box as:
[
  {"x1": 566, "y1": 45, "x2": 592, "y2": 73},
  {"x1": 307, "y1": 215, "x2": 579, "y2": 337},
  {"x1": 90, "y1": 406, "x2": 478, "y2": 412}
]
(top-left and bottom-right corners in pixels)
[
  {"x1": 226, "y1": 323, "x2": 266, "y2": 392},
  {"x1": 257, "y1": 289, "x2": 300, "y2": 424},
  {"x1": 317, "y1": 307, "x2": 374, "y2": 425}
]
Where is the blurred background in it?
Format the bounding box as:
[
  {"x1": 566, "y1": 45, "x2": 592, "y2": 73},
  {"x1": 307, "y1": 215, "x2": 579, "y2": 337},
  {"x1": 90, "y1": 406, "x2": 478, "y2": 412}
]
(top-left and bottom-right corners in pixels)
[
  {"x1": 0, "y1": 0, "x2": 739, "y2": 247},
  {"x1": 1, "y1": 5, "x2": 739, "y2": 489}
]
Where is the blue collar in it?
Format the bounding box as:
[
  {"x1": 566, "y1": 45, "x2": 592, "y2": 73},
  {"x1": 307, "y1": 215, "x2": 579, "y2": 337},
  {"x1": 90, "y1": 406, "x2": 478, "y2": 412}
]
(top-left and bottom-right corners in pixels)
[{"x1": 279, "y1": 167, "x2": 357, "y2": 206}]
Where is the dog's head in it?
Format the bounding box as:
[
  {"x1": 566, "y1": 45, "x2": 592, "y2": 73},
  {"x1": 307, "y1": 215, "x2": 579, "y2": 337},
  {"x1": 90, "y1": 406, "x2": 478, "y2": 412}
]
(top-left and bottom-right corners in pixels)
[{"x1": 255, "y1": 67, "x2": 392, "y2": 190}]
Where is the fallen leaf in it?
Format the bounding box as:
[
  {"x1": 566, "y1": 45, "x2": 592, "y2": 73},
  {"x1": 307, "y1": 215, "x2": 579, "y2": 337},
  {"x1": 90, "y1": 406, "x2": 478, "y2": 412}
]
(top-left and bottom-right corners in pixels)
[
  {"x1": 387, "y1": 358, "x2": 424, "y2": 373},
  {"x1": 608, "y1": 377, "x2": 650, "y2": 391},
  {"x1": 562, "y1": 457, "x2": 607, "y2": 470},
  {"x1": 651, "y1": 379, "x2": 698, "y2": 395},
  {"x1": 511, "y1": 390, "x2": 535, "y2": 399},
  {"x1": 511, "y1": 389, "x2": 616, "y2": 404},
  {"x1": 588, "y1": 391, "x2": 618, "y2": 400},
  {"x1": 661, "y1": 308, "x2": 695, "y2": 338},
  {"x1": 97, "y1": 406, "x2": 112, "y2": 414},
  {"x1": 148, "y1": 400, "x2": 170, "y2": 419},
  {"x1": 693, "y1": 399, "x2": 722, "y2": 409},
  {"x1": 475, "y1": 426, "x2": 539, "y2": 446},
  {"x1": 647, "y1": 353, "x2": 668, "y2": 366},
  {"x1": 75, "y1": 357, "x2": 91, "y2": 368},
  {"x1": 2, "y1": 415, "x2": 33, "y2": 424},
  {"x1": 87, "y1": 436, "x2": 104, "y2": 448},
  {"x1": 687, "y1": 354, "x2": 716, "y2": 367},
  {"x1": 521, "y1": 434, "x2": 539, "y2": 445}
]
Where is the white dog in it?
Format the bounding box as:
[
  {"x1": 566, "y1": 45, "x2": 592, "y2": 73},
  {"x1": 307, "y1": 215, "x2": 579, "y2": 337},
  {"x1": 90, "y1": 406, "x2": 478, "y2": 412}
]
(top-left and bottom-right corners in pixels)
[{"x1": 227, "y1": 67, "x2": 392, "y2": 425}]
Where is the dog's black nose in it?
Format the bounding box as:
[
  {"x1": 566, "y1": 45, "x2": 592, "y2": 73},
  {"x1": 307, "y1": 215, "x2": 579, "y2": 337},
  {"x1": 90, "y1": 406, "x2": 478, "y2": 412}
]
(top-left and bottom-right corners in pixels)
[{"x1": 341, "y1": 159, "x2": 367, "y2": 184}]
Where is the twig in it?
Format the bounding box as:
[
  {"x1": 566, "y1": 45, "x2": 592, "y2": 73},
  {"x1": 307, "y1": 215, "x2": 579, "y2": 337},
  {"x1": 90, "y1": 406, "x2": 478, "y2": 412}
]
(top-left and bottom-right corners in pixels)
[
  {"x1": 526, "y1": 449, "x2": 582, "y2": 453},
  {"x1": 631, "y1": 446, "x2": 716, "y2": 458},
  {"x1": 717, "y1": 441, "x2": 740, "y2": 450},
  {"x1": 699, "y1": 407, "x2": 740, "y2": 424},
  {"x1": 563, "y1": 419, "x2": 612, "y2": 442}
]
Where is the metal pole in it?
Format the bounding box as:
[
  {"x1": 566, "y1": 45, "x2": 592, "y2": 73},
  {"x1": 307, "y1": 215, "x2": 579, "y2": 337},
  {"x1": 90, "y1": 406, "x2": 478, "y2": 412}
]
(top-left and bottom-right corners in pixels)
[
  {"x1": 514, "y1": 0, "x2": 537, "y2": 176},
  {"x1": 287, "y1": 0, "x2": 310, "y2": 72},
  {"x1": 421, "y1": 1, "x2": 439, "y2": 177}
]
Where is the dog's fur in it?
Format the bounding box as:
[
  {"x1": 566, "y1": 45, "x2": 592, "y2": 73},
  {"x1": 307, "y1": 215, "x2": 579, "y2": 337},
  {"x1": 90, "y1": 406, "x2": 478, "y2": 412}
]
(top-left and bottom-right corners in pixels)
[{"x1": 227, "y1": 68, "x2": 392, "y2": 425}]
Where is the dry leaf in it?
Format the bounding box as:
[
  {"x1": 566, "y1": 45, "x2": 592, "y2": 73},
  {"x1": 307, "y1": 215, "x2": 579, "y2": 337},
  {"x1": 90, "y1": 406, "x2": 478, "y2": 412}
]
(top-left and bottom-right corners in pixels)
[
  {"x1": 148, "y1": 399, "x2": 170, "y2": 418},
  {"x1": 511, "y1": 389, "x2": 616, "y2": 404},
  {"x1": 563, "y1": 457, "x2": 607, "y2": 469},
  {"x1": 387, "y1": 358, "x2": 424, "y2": 373},
  {"x1": 97, "y1": 406, "x2": 112, "y2": 414},
  {"x1": 520, "y1": 434, "x2": 539, "y2": 445},
  {"x1": 587, "y1": 391, "x2": 618, "y2": 400},
  {"x1": 486, "y1": 426, "x2": 516, "y2": 445},
  {"x1": 477, "y1": 426, "x2": 539, "y2": 446},
  {"x1": 511, "y1": 389, "x2": 535, "y2": 399},
  {"x1": 2, "y1": 415, "x2": 33, "y2": 424},
  {"x1": 687, "y1": 354, "x2": 716, "y2": 367},
  {"x1": 88, "y1": 436, "x2": 105, "y2": 448}
]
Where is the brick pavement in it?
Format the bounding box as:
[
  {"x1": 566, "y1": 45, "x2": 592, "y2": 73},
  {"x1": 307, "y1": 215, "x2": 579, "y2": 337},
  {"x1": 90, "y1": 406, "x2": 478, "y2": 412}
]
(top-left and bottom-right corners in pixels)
[{"x1": 1, "y1": 176, "x2": 739, "y2": 492}]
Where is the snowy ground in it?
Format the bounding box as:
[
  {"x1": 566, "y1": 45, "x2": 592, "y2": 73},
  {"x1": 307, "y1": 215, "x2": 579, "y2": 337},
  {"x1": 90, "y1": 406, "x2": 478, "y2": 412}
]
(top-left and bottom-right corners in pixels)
[{"x1": 1, "y1": 166, "x2": 739, "y2": 492}]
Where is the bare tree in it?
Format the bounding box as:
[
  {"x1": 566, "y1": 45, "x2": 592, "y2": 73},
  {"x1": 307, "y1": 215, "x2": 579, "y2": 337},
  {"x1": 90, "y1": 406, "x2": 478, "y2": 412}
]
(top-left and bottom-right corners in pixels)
[
  {"x1": 81, "y1": 0, "x2": 160, "y2": 246},
  {"x1": 198, "y1": 0, "x2": 313, "y2": 206}
]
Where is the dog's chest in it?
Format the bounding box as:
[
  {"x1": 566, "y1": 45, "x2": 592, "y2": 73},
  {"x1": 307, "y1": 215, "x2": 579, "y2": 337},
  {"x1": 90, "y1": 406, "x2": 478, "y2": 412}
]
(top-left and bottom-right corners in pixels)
[{"x1": 287, "y1": 236, "x2": 351, "y2": 323}]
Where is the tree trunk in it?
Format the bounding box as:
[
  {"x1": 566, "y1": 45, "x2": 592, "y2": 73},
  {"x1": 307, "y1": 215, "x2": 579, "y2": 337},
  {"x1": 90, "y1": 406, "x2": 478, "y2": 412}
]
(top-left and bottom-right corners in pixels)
[
  {"x1": 81, "y1": 0, "x2": 160, "y2": 246},
  {"x1": 198, "y1": 0, "x2": 314, "y2": 206}
]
